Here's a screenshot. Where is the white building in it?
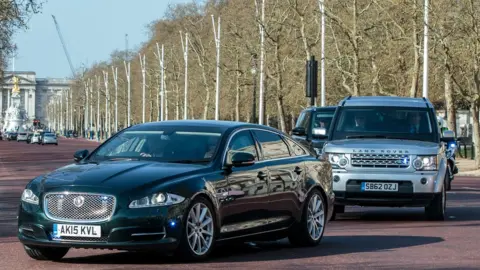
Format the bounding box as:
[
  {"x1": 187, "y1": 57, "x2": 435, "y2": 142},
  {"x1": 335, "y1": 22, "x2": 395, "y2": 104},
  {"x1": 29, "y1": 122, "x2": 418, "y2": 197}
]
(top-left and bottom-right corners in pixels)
[{"x1": 1, "y1": 71, "x2": 72, "y2": 128}]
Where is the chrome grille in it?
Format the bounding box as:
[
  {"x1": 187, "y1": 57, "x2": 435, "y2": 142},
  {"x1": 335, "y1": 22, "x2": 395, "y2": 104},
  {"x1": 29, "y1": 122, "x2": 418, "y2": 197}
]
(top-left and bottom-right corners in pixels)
[
  {"x1": 351, "y1": 153, "x2": 410, "y2": 168},
  {"x1": 44, "y1": 192, "x2": 116, "y2": 223}
]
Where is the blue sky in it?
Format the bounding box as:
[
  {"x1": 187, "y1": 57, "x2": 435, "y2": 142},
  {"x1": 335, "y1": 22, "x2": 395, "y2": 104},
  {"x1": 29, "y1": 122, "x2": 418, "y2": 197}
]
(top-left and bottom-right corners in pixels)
[{"x1": 8, "y1": 0, "x2": 190, "y2": 78}]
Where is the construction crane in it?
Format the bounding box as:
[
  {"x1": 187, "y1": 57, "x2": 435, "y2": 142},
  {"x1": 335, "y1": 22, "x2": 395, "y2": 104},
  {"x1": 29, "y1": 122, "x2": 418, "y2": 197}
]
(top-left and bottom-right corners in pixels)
[{"x1": 51, "y1": 15, "x2": 76, "y2": 78}]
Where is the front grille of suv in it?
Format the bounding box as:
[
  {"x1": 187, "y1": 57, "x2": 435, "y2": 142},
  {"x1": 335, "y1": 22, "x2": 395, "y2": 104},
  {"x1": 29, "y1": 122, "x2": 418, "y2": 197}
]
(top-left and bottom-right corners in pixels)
[{"x1": 351, "y1": 153, "x2": 410, "y2": 168}]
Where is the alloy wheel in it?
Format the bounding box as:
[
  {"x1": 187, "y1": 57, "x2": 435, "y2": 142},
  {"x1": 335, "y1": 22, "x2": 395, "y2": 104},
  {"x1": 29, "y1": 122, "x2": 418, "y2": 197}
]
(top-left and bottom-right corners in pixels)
[
  {"x1": 307, "y1": 194, "x2": 325, "y2": 241},
  {"x1": 186, "y1": 202, "x2": 214, "y2": 256}
]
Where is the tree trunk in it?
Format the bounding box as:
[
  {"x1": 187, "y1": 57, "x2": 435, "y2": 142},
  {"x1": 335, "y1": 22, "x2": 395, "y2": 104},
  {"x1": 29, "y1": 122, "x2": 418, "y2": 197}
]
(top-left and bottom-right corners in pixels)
[
  {"x1": 175, "y1": 78, "x2": 180, "y2": 120},
  {"x1": 352, "y1": 0, "x2": 360, "y2": 96},
  {"x1": 149, "y1": 86, "x2": 153, "y2": 122},
  {"x1": 410, "y1": 0, "x2": 420, "y2": 97},
  {"x1": 200, "y1": 61, "x2": 211, "y2": 120},
  {"x1": 470, "y1": 101, "x2": 480, "y2": 168},
  {"x1": 444, "y1": 68, "x2": 456, "y2": 133},
  {"x1": 157, "y1": 75, "x2": 160, "y2": 122},
  {"x1": 276, "y1": 96, "x2": 286, "y2": 132},
  {"x1": 272, "y1": 41, "x2": 286, "y2": 131},
  {"x1": 370, "y1": 45, "x2": 379, "y2": 95},
  {"x1": 235, "y1": 57, "x2": 240, "y2": 122}
]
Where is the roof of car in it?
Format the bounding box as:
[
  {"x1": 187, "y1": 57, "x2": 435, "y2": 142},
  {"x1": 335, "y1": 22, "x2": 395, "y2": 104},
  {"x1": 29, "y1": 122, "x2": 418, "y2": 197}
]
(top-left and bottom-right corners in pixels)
[
  {"x1": 128, "y1": 120, "x2": 284, "y2": 134},
  {"x1": 339, "y1": 96, "x2": 433, "y2": 108},
  {"x1": 303, "y1": 106, "x2": 337, "y2": 112}
]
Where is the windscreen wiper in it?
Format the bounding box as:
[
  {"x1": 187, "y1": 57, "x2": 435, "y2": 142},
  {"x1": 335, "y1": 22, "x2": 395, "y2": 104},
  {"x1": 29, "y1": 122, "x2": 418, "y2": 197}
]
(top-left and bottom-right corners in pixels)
[{"x1": 107, "y1": 157, "x2": 139, "y2": 161}]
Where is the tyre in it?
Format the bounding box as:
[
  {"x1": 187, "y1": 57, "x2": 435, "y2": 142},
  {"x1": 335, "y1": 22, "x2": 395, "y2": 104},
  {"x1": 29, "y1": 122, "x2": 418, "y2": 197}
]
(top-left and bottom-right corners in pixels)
[
  {"x1": 288, "y1": 189, "x2": 327, "y2": 247},
  {"x1": 23, "y1": 245, "x2": 69, "y2": 261},
  {"x1": 425, "y1": 176, "x2": 447, "y2": 221},
  {"x1": 175, "y1": 196, "x2": 216, "y2": 261}
]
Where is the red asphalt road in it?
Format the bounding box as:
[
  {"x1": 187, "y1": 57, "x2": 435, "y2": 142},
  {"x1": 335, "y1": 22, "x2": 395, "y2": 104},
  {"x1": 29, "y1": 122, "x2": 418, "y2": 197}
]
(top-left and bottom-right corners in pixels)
[{"x1": 1, "y1": 138, "x2": 480, "y2": 269}]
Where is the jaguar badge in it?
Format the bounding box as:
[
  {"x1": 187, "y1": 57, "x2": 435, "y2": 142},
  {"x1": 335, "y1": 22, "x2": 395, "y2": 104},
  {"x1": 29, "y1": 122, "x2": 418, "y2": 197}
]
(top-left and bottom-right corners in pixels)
[{"x1": 73, "y1": 196, "x2": 85, "y2": 208}]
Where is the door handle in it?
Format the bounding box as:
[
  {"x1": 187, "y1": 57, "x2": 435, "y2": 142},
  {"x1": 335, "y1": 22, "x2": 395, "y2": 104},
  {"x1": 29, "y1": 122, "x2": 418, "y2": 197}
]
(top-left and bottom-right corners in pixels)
[
  {"x1": 294, "y1": 166, "x2": 303, "y2": 175},
  {"x1": 257, "y1": 171, "x2": 268, "y2": 180}
]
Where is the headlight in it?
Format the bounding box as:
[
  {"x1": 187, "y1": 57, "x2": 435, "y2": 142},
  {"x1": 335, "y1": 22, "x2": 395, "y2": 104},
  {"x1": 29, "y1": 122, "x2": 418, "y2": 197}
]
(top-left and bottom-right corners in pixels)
[
  {"x1": 129, "y1": 193, "x2": 185, "y2": 208},
  {"x1": 412, "y1": 155, "x2": 438, "y2": 171},
  {"x1": 21, "y1": 189, "x2": 39, "y2": 205},
  {"x1": 328, "y1": 153, "x2": 349, "y2": 168}
]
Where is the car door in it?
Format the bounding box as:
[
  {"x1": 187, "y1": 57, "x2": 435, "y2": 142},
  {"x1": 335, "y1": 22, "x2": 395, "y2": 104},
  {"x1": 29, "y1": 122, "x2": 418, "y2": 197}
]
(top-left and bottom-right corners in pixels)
[
  {"x1": 251, "y1": 129, "x2": 305, "y2": 229},
  {"x1": 220, "y1": 129, "x2": 270, "y2": 238}
]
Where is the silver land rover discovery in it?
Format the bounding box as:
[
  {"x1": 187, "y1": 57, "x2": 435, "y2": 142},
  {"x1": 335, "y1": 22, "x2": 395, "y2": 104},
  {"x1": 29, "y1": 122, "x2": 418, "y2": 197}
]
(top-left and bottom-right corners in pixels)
[{"x1": 319, "y1": 96, "x2": 454, "y2": 221}]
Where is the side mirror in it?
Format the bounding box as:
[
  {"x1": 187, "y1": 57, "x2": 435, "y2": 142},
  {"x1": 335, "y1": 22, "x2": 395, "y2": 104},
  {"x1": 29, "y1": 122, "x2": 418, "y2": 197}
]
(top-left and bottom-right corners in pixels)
[
  {"x1": 312, "y1": 127, "x2": 327, "y2": 138},
  {"x1": 441, "y1": 130, "x2": 455, "y2": 142},
  {"x1": 74, "y1": 149, "x2": 89, "y2": 162},
  {"x1": 229, "y1": 152, "x2": 256, "y2": 167},
  {"x1": 292, "y1": 127, "x2": 306, "y2": 136}
]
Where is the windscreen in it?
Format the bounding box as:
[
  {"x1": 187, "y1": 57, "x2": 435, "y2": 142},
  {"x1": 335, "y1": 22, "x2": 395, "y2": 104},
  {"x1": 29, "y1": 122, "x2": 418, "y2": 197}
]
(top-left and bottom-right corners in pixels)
[
  {"x1": 90, "y1": 128, "x2": 223, "y2": 164},
  {"x1": 312, "y1": 111, "x2": 335, "y2": 131},
  {"x1": 332, "y1": 106, "x2": 437, "y2": 142}
]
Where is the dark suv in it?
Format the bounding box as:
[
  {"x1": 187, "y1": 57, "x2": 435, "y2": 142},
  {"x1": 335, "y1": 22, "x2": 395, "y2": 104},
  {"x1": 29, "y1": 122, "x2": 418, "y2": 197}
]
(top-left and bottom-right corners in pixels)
[{"x1": 291, "y1": 106, "x2": 337, "y2": 155}]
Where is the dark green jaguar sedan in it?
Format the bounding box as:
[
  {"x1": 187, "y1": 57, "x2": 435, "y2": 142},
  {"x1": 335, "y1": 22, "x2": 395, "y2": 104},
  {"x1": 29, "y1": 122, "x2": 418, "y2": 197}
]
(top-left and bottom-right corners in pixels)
[{"x1": 17, "y1": 120, "x2": 334, "y2": 261}]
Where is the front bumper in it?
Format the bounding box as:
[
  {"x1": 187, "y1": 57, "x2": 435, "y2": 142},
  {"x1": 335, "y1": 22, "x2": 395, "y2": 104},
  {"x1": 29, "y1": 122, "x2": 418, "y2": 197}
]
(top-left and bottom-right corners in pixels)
[
  {"x1": 332, "y1": 169, "x2": 445, "y2": 207},
  {"x1": 17, "y1": 201, "x2": 187, "y2": 251}
]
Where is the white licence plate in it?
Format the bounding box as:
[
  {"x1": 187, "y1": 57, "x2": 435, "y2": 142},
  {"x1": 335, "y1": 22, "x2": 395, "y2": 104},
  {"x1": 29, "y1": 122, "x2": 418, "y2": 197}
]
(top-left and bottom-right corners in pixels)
[
  {"x1": 53, "y1": 224, "x2": 101, "y2": 238},
  {"x1": 361, "y1": 182, "x2": 398, "y2": 192}
]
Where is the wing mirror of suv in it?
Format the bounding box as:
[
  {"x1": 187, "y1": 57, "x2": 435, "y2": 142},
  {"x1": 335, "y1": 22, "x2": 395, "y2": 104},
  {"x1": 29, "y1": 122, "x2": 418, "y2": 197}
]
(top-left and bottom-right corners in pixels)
[
  {"x1": 74, "y1": 149, "x2": 89, "y2": 162},
  {"x1": 441, "y1": 130, "x2": 455, "y2": 142},
  {"x1": 228, "y1": 152, "x2": 256, "y2": 167},
  {"x1": 292, "y1": 127, "x2": 306, "y2": 136},
  {"x1": 312, "y1": 127, "x2": 327, "y2": 138}
]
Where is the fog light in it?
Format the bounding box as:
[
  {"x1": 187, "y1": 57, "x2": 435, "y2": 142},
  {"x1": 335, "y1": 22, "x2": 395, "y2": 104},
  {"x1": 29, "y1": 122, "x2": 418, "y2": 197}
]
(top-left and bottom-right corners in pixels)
[
  {"x1": 333, "y1": 175, "x2": 340, "y2": 182},
  {"x1": 339, "y1": 158, "x2": 348, "y2": 167},
  {"x1": 169, "y1": 220, "x2": 177, "y2": 227},
  {"x1": 420, "y1": 178, "x2": 427, "y2": 185}
]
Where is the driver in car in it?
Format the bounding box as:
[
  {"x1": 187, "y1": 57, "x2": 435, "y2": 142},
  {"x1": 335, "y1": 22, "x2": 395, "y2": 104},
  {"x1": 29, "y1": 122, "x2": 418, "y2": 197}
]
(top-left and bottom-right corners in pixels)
[
  {"x1": 139, "y1": 137, "x2": 164, "y2": 157},
  {"x1": 349, "y1": 114, "x2": 366, "y2": 131}
]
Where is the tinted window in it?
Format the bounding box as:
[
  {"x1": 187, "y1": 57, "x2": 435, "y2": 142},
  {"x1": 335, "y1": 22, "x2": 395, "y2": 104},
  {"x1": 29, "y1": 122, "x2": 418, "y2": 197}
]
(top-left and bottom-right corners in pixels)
[
  {"x1": 91, "y1": 129, "x2": 222, "y2": 163},
  {"x1": 227, "y1": 130, "x2": 258, "y2": 162},
  {"x1": 295, "y1": 111, "x2": 310, "y2": 130},
  {"x1": 253, "y1": 130, "x2": 291, "y2": 160},
  {"x1": 285, "y1": 137, "x2": 307, "y2": 156},
  {"x1": 332, "y1": 107, "x2": 436, "y2": 142}
]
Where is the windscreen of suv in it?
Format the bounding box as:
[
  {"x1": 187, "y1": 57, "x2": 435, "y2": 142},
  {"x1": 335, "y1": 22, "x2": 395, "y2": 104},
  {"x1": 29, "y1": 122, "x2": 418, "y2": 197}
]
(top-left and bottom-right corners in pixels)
[{"x1": 332, "y1": 106, "x2": 437, "y2": 142}]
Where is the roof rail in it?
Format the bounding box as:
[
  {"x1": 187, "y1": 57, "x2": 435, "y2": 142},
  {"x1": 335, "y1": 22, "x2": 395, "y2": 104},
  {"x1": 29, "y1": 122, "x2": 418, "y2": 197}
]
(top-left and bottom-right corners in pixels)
[
  {"x1": 422, "y1": 97, "x2": 430, "y2": 108},
  {"x1": 340, "y1": 95, "x2": 352, "y2": 106}
]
